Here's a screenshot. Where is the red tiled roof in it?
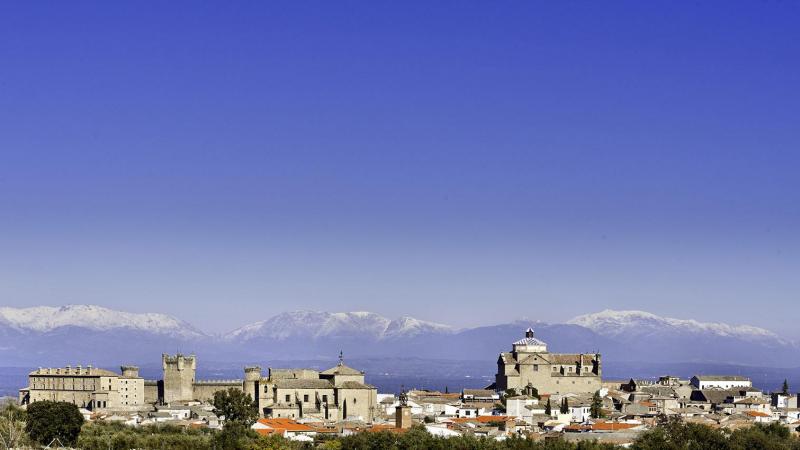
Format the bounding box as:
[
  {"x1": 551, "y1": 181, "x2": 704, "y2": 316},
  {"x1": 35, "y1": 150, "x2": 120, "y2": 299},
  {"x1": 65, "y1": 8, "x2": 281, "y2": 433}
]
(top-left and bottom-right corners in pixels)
[
  {"x1": 255, "y1": 418, "x2": 315, "y2": 432},
  {"x1": 449, "y1": 418, "x2": 477, "y2": 424},
  {"x1": 591, "y1": 422, "x2": 639, "y2": 431},
  {"x1": 476, "y1": 415, "x2": 511, "y2": 423},
  {"x1": 254, "y1": 428, "x2": 286, "y2": 436}
]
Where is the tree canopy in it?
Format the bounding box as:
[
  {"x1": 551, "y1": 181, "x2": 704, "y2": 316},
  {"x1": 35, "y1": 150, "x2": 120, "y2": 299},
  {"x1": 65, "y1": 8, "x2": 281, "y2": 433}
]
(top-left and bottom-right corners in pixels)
[
  {"x1": 24, "y1": 400, "x2": 84, "y2": 447},
  {"x1": 213, "y1": 388, "x2": 259, "y2": 426}
]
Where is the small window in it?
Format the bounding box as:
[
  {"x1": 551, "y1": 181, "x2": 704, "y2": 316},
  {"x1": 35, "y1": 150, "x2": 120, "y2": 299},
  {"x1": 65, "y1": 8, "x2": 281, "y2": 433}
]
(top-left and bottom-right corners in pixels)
[
  {"x1": 322, "y1": 395, "x2": 328, "y2": 402},
  {"x1": 285, "y1": 395, "x2": 291, "y2": 402},
  {"x1": 303, "y1": 394, "x2": 309, "y2": 402}
]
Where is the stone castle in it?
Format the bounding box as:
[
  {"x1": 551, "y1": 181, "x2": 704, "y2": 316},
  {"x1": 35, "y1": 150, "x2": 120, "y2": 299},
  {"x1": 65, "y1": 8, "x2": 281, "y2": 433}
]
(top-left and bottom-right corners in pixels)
[
  {"x1": 494, "y1": 328, "x2": 602, "y2": 395},
  {"x1": 21, "y1": 353, "x2": 378, "y2": 423}
]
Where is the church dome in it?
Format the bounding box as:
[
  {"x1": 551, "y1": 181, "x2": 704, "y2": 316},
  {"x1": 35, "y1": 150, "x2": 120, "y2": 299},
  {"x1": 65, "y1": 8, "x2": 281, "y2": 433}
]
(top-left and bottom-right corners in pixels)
[{"x1": 513, "y1": 327, "x2": 547, "y2": 352}]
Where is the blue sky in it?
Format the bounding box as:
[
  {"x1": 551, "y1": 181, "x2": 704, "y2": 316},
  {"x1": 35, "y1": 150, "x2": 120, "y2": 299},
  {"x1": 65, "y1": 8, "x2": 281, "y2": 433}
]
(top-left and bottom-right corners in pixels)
[{"x1": 1, "y1": 1, "x2": 799, "y2": 335}]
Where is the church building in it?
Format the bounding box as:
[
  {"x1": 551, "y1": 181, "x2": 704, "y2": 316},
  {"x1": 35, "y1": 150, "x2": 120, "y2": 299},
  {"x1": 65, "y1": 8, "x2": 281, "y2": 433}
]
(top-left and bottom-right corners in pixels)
[{"x1": 494, "y1": 328, "x2": 602, "y2": 395}]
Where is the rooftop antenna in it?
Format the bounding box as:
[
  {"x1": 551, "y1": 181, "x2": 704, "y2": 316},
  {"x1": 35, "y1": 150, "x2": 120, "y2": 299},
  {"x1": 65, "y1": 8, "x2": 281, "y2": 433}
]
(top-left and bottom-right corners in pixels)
[{"x1": 338, "y1": 350, "x2": 344, "y2": 366}]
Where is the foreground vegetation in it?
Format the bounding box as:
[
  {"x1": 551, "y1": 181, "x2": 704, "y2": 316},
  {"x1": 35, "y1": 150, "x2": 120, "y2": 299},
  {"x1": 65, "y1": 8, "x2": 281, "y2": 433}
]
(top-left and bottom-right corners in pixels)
[{"x1": 3, "y1": 401, "x2": 800, "y2": 449}]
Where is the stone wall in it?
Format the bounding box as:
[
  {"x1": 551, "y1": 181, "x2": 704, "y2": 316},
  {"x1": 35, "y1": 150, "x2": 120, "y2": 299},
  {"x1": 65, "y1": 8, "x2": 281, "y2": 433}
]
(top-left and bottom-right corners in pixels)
[{"x1": 192, "y1": 381, "x2": 243, "y2": 403}]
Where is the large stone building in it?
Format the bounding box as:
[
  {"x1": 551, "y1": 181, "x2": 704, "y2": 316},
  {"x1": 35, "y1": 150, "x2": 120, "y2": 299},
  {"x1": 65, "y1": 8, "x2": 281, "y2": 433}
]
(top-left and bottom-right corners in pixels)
[
  {"x1": 20, "y1": 353, "x2": 378, "y2": 422},
  {"x1": 153, "y1": 353, "x2": 378, "y2": 422},
  {"x1": 245, "y1": 357, "x2": 378, "y2": 422},
  {"x1": 19, "y1": 365, "x2": 145, "y2": 411},
  {"x1": 495, "y1": 328, "x2": 602, "y2": 395}
]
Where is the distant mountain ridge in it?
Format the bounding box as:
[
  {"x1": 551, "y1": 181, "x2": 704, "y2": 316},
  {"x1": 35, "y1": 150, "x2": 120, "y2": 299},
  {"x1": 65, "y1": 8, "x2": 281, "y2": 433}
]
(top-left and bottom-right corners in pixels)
[
  {"x1": 0, "y1": 304, "x2": 797, "y2": 369},
  {"x1": 0, "y1": 305, "x2": 205, "y2": 339},
  {"x1": 224, "y1": 310, "x2": 454, "y2": 341},
  {"x1": 569, "y1": 309, "x2": 782, "y2": 343}
]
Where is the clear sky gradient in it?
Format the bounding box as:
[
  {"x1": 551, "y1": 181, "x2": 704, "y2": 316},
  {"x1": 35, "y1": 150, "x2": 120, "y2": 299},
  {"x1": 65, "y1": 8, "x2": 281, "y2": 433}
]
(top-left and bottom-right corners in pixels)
[{"x1": 1, "y1": 1, "x2": 798, "y2": 335}]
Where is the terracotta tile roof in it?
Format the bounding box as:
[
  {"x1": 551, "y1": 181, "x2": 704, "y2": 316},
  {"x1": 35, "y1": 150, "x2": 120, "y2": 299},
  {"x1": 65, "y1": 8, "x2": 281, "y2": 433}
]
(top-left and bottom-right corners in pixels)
[
  {"x1": 476, "y1": 415, "x2": 511, "y2": 423},
  {"x1": 744, "y1": 411, "x2": 771, "y2": 418},
  {"x1": 449, "y1": 417, "x2": 478, "y2": 424},
  {"x1": 254, "y1": 428, "x2": 286, "y2": 436},
  {"x1": 256, "y1": 418, "x2": 316, "y2": 432},
  {"x1": 591, "y1": 422, "x2": 639, "y2": 431}
]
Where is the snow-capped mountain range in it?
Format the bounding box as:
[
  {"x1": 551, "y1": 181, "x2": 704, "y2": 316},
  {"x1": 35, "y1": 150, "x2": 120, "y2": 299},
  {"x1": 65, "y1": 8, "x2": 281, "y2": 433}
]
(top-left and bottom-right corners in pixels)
[
  {"x1": 225, "y1": 310, "x2": 454, "y2": 341},
  {"x1": 0, "y1": 304, "x2": 797, "y2": 368},
  {"x1": 0, "y1": 305, "x2": 205, "y2": 339},
  {"x1": 568, "y1": 309, "x2": 783, "y2": 343}
]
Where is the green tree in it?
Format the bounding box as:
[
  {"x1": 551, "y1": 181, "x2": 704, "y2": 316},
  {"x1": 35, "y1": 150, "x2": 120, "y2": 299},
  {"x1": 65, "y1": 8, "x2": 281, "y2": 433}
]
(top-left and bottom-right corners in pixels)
[
  {"x1": 545, "y1": 398, "x2": 552, "y2": 416},
  {"x1": 25, "y1": 401, "x2": 84, "y2": 447},
  {"x1": 782, "y1": 379, "x2": 790, "y2": 395},
  {"x1": 213, "y1": 388, "x2": 259, "y2": 426},
  {"x1": 590, "y1": 391, "x2": 604, "y2": 419},
  {"x1": 560, "y1": 397, "x2": 569, "y2": 414},
  {"x1": 633, "y1": 415, "x2": 730, "y2": 450},
  {"x1": 0, "y1": 402, "x2": 31, "y2": 449}
]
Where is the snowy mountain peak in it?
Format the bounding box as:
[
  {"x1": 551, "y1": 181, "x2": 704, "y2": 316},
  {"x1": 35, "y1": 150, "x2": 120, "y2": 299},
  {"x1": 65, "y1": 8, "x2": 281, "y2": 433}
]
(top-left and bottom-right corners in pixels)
[
  {"x1": 567, "y1": 309, "x2": 780, "y2": 341},
  {"x1": 225, "y1": 310, "x2": 454, "y2": 341},
  {"x1": 384, "y1": 316, "x2": 455, "y2": 339},
  {"x1": 0, "y1": 304, "x2": 205, "y2": 339}
]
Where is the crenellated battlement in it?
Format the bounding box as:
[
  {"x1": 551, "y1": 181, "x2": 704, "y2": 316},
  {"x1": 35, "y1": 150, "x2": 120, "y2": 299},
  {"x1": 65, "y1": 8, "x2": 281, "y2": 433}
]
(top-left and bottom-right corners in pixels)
[{"x1": 193, "y1": 379, "x2": 243, "y2": 385}]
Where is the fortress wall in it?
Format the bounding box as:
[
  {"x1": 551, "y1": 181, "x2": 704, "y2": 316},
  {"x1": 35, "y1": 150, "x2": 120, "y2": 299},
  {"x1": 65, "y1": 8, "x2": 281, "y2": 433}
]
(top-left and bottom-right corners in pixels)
[{"x1": 192, "y1": 381, "x2": 243, "y2": 403}]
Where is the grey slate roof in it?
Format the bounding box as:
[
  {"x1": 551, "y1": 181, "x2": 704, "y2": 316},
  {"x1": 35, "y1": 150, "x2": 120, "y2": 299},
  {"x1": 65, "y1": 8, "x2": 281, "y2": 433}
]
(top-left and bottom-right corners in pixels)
[
  {"x1": 463, "y1": 389, "x2": 497, "y2": 397},
  {"x1": 321, "y1": 364, "x2": 363, "y2": 376},
  {"x1": 274, "y1": 379, "x2": 334, "y2": 389},
  {"x1": 338, "y1": 381, "x2": 376, "y2": 390},
  {"x1": 695, "y1": 375, "x2": 750, "y2": 381}
]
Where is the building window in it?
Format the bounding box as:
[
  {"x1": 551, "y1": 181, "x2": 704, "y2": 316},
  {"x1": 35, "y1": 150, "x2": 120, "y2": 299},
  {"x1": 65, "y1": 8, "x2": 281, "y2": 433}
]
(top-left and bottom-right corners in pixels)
[
  {"x1": 533, "y1": 365, "x2": 538, "y2": 372},
  {"x1": 285, "y1": 395, "x2": 291, "y2": 402},
  {"x1": 303, "y1": 395, "x2": 309, "y2": 402},
  {"x1": 322, "y1": 395, "x2": 328, "y2": 402},
  {"x1": 264, "y1": 386, "x2": 269, "y2": 393}
]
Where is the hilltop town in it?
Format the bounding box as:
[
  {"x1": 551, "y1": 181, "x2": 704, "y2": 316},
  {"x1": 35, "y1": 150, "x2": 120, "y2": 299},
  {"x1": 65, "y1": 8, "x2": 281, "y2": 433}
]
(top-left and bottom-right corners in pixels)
[{"x1": 13, "y1": 327, "x2": 800, "y2": 447}]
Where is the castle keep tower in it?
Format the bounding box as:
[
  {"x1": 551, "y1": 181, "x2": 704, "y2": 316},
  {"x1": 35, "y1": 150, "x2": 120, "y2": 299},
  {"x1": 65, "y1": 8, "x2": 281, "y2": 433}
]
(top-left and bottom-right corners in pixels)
[
  {"x1": 162, "y1": 353, "x2": 196, "y2": 404},
  {"x1": 244, "y1": 366, "x2": 261, "y2": 402},
  {"x1": 120, "y1": 365, "x2": 140, "y2": 378}
]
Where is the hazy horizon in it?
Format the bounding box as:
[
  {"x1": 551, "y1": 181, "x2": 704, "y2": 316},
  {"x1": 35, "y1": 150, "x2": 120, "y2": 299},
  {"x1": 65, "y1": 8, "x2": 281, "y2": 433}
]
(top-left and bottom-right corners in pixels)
[{"x1": 2, "y1": 2, "x2": 799, "y2": 337}]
